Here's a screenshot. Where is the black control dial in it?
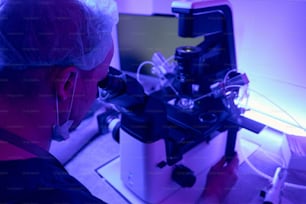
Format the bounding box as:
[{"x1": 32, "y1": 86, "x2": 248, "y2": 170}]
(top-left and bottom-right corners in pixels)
[{"x1": 172, "y1": 165, "x2": 196, "y2": 187}]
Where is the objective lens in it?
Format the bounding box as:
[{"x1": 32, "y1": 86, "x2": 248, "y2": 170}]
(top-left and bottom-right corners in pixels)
[
  {"x1": 180, "y1": 46, "x2": 199, "y2": 53},
  {"x1": 175, "y1": 46, "x2": 203, "y2": 97}
]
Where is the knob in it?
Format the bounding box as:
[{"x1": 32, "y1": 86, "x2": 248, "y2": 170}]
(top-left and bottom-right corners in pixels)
[{"x1": 172, "y1": 165, "x2": 196, "y2": 187}]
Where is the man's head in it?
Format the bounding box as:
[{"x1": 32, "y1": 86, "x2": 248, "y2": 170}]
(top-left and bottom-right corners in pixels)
[
  {"x1": 0, "y1": 0, "x2": 118, "y2": 70},
  {"x1": 0, "y1": 0, "x2": 118, "y2": 143}
]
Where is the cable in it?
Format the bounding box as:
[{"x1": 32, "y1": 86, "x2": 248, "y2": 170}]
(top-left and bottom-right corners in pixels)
[
  {"x1": 238, "y1": 135, "x2": 306, "y2": 190},
  {"x1": 257, "y1": 147, "x2": 286, "y2": 167},
  {"x1": 249, "y1": 88, "x2": 306, "y2": 132},
  {"x1": 223, "y1": 69, "x2": 238, "y2": 84},
  {"x1": 246, "y1": 73, "x2": 306, "y2": 90},
  {"x1": 226, "y1": 84, "x2": 306, "y2": 133},
  {"x1": 136, "y1": 60, "x2": 155, "y2": 85}
]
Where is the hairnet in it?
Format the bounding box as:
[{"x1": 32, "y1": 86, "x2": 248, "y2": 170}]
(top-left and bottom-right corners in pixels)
[{"x1": 0, "y1": 0, "x2": 118, "y2": 71}]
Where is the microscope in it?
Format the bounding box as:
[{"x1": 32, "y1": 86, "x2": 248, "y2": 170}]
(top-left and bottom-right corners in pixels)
[{"x1": 98, "y1": 0, "x2": 265, "y2": 203}]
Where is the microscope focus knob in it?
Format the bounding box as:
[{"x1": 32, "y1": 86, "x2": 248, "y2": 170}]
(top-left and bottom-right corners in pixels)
[{"x1": 172, "y1": 165, "x2": 196, "y2": 187}]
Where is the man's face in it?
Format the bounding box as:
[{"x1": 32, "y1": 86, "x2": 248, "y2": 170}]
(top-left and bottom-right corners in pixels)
[{"x1": 69, "y1": 45, "x2": 114, "y2": 130}]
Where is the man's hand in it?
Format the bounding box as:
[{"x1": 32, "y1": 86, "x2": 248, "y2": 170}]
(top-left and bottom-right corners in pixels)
[{"x1": 199, "y1": 153, "x2": 239, "y2": 203}]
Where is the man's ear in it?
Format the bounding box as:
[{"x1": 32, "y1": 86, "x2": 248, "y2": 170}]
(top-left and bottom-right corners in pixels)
[{"x1": 54, "y1": 66, "x2": 79, "y2": 101}]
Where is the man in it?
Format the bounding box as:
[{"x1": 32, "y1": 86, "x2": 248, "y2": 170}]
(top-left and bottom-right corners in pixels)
[{"x1": 0, "y1": 0, "x2": 238, "y2": 203}]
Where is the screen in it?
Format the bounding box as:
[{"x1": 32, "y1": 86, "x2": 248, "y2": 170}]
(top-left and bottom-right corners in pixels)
[{"x1": 117, "y1": 14, "x2": 203, "y2": 72}]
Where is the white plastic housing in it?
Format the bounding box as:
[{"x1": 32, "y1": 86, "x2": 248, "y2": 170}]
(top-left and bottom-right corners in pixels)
[{"x1": 120, "y1": 129, "x2": 228, "y2": 203}]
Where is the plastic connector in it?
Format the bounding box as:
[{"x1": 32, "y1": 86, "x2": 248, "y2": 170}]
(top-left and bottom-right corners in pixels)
[
  {"x1": 261, "y1": 167, "x2": 287, "y2": 204},
  {"x1": 225, "y1": 73, "x2": 249, "y2": 86}
]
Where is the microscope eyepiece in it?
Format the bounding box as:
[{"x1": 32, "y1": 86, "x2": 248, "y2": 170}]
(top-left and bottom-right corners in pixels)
[{"x1": 98, "y1": 67, "x2": 126, "y2": 100}]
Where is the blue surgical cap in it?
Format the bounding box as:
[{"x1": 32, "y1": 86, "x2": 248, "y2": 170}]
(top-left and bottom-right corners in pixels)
[{"x1": 0, "y1": 0, "x2": 118, "y2": 70}]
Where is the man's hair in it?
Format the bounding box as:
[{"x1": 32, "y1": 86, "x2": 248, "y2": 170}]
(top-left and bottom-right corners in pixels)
[{"x1": 0, "y1": 0, "x2": 118, "y2": 71}]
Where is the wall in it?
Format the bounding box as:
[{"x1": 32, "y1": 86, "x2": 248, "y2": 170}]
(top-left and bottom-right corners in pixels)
[
  {"x1": 230, "y1": 0, "x2": 306, "y2": 133},
  {"x1": 116, "y1": 0, "x2": 173, "y2": 14}
]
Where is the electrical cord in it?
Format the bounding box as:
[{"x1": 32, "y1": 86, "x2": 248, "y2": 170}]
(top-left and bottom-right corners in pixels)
[
  {"x1": 238, "y1": 136, "x2": 306, "y2": 190},
  {"x1": 249, "y1": 88, "x2": 306, "y2": 133},
  {"x1": 223, "y1": 68, "x2": 238, "y2": 85},
  {"x1": 136, "y1": 60, "x2": 155, "y2": 85},
  {"x1": 257, "y1": 147, "x2": 286, "y2": 167}
]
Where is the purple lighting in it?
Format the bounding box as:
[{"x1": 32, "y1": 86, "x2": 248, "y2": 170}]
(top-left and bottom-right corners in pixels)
[
  {"x1": 231, "y1": 0, "x2": 306, "y2": 133},
  {"x1": 115, "y1": 0, "x2": 306, "y2": 133}
]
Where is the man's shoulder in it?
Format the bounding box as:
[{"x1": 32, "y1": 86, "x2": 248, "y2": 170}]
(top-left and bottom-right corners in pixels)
[{"x1": 17, "y1": 188, "x2": 107, "y2": 204}]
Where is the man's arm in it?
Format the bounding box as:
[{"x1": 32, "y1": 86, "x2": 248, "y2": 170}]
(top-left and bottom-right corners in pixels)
[{"x1": 198, "y1": 153, "x2": 239, "y2": 203}]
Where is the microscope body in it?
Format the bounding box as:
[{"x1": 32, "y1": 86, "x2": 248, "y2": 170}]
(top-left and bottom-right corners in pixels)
[
  {"x1": 120, "y1": 129, "x2": 228, "y2": 203},
  {"x1": 98, "y1": 0, "x2": 264, "y2": 203},
  {"x1": 115, "y1": 72, "x2": 234, "y2": 203}
]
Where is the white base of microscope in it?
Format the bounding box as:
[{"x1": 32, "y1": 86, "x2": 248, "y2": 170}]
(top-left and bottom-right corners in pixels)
[
  {"x1": 96, "y1": 137, "x2": 259, "y2": 204},
  {"x1": 97, "y1": 157, "x2": 210, "y2": 204},
  {"x1": 97, "y1": 157, "x2": 141, "y2": 203}
]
